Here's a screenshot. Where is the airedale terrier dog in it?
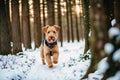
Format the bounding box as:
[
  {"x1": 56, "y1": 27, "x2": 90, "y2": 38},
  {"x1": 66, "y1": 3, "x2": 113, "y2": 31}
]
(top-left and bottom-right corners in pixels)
[{"x1": 40, "y1": 25, "x2": 60, "y2": 68}]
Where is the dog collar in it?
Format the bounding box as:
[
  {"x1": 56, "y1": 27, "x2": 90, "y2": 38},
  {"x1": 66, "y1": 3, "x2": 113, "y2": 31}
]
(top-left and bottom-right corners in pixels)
[
  {"x1": 45, "y1": 40, "x2": 57, "y2": 48},
  {"x1": 45, "y1": 40, "x2": 57, "y2": 56}
]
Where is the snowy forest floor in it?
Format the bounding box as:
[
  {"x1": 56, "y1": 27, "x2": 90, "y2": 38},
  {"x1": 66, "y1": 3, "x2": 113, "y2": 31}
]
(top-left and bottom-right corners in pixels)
[{"x1": 0, "y1": 40, "x2": 91, "y2": 80}]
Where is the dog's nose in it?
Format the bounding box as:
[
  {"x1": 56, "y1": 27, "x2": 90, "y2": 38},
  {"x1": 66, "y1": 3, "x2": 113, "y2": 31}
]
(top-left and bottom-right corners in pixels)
[{"x1": 50, "y1": 36, "x2": 53, "y2": 39}]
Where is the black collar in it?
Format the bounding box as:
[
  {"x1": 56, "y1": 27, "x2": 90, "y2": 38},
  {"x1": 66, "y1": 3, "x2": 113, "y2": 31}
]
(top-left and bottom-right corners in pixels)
[{"x1": 45, "y1": 40, "x2": 57, "y2": 48}]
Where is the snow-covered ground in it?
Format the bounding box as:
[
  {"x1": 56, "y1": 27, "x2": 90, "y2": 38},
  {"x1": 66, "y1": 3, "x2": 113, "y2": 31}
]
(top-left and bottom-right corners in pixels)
[{"x1": 0, "y1": 40, "x2": 91, "y2": 80}]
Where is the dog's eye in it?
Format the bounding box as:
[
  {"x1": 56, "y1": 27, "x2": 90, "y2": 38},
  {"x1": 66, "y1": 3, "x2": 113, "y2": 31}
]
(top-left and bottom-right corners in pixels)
[
  {"x1": 48, "y1": 31, "x2": 50, "y2": 34},
  {"x1": 53, "y1": 31, "x2": 56, "y2": 33}
]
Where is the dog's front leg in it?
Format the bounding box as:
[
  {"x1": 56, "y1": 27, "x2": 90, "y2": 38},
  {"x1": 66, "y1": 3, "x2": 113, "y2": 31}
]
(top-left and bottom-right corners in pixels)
[
  {"x1": 45, "y1": 53, "x2": 53, "y2": 68},
  {"x1": 53, "y1": 52, "x2": 59, "y2": 64}
]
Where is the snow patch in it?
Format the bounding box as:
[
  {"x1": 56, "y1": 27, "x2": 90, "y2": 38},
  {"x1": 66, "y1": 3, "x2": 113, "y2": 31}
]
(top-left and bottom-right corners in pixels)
[
  {"x1": 104, "y1": 43, "x2": 114, "y2": 55},
  {"x1": 112, "y1": 49, "x2": 120, "y2": 62},
  {"x1": 107, "y1": 71, "x2": 120, "y2": 80},
  {"x1": 0, "y1": 41, "x2": 91, "y2": 80},
  {"x1": 108, "y1": 27, "x2": 120, "y2": 38},
  {"x1": 96, "y1": 58, "x2": 109, "y2": 74},
  {"x1": 111, "y1": 19, "x2": 116, "y2": 27}
]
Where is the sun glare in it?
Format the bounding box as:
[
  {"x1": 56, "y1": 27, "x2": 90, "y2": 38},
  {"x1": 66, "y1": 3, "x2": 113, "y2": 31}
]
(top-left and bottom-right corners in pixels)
[{"x1": 75, "y1": 5, "x2": 81, "y2": 15}]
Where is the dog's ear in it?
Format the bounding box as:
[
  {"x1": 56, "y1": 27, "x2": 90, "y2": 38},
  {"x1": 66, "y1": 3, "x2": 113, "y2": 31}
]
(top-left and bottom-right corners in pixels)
[
  {"x1": 54, "y1": 25, "x2": 60, "y2": 31},
  {"x1": 42, "y1": 25, "x2": 49, "y2": 32}
]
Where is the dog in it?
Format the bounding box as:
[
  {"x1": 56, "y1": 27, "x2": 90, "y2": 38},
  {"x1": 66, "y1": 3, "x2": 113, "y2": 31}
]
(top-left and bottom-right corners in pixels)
[{"x1": 40, "y1": 25, "x2": 60, "y2": 68}]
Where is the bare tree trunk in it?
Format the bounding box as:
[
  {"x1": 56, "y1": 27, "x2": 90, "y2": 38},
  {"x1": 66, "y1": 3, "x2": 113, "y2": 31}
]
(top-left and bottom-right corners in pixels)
[
  {"x1": 5, "y1": 0, "x2": 12, "y2": 42},
  {"x1": 46, "y1": 0, "x2": 55, "y2": 26},
  {"x1": 69, "y1": 0, "x2": 74, "y2": 42},
  {"x1": 79, "y1": 0, "x2": 84, "y2": 40},
  {"x1": 21, "y1": 0, "x2": 31, "y2": 49},
  {"x1": 82, "y1": 0, "x2": 90, "y2": 53},
  {"x1": 74, "y1": 0, "x2": 79, "y2": 42},
  {"x1": 102, "y1": 0, "x2": 120, "y2": 79},
  {"x1": 11, "y1": 0, "x2": 22, "y2": 54},
  {"x1": 114, "y1": 0, "x2": 120, "y2": 27},
  {"x1": 0, "y1": 0, "x2": 11, "y2": 54},
  {"x1": 42, "y1": 0, "x2": 46, "y2": 26},
  {"x1": 33, "y1": 0, "x2": 42, "y2": 48},
  {"x1": 57, "y1": 0, "x2": 63, "y2": 46},
  {"x1": 82, "y1": 0, "x2": 111, "y2": 79},
  {"x1": 66, "y1": 0, "x2": 70, "y2": 42}
]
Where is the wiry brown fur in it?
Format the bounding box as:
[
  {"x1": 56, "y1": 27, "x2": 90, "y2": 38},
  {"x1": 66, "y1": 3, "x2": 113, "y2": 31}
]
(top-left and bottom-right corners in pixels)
[{"x1": 40, "y1": 25, "x2": 60, "y2": 68}]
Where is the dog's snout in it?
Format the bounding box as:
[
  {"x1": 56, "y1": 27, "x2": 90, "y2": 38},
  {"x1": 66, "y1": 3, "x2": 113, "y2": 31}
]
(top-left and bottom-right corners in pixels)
[{"x1": 50, "y1": 36, "x2": 53, "y2": 39}]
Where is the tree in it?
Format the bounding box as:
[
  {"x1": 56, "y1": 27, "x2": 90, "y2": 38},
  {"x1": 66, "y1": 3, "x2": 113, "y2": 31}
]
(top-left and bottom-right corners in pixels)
[
  {"x1": 5, "y1": 0, "x2": 12, "y2": 42},
  {"x1": 11, "y1": 0, "x2": 22, "y2": 54},
  {"x1": 42, "y1": 0, "x2": 46, "y2": 26},
  {"x1": 82, "y1": 0, "x2": 90, "y2": 54},
  {"x1": 46, "y1": 0, "x2": 55, "y2": 26},
  {"x1": 57, "y1": 0, "x2": 63, "y2": 46},
  {"x1": 65, "y1": 0, "x2": 70, "y2": 42},
  {"x1": 21, "y1": 0, "x2": 31, "y2": 49},
  {"x1": 102, "y1": 0, "x2": 120, "y2": 79},
  {"x1": 114, "y1": 0, "x2": 120, "y2": 27},
  {"x1": 69, "y1": 0, "x2": 74, "y2": 42},
  {"x1": 33, "y1": 0, "x2": 42, "y2": 48},
  {"x1": 0, "y1": 0, "x2": 11, "y2": 54},
  {"x1": 82, "y1": 0, "x2": 111, "y2": 79},
  {"x1": 74, "y1": 0, "x2": 79, "y2": 42}
]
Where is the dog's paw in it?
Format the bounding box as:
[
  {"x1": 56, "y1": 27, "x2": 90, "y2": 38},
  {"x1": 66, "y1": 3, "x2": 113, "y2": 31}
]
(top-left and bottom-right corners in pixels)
[
  {"x1": 53, "y1": 61, "x2": 58, "y2": 64},
  {"x1": 48, "y1": 65, "x2": 53, "y2": 68},
  {"x1": 42, "y1": 62, "x2": 46, "y2": 65}
]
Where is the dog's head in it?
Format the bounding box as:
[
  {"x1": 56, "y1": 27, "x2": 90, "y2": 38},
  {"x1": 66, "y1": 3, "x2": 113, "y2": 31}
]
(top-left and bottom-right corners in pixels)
[{"x1": 42, "y1": 25, "x2": 60, "y2": 43}]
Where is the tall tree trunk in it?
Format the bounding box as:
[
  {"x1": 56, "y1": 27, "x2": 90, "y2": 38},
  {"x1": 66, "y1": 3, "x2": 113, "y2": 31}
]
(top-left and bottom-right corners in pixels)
[
  {"x1": 82, "y1": 0, "x2": 111, "y2": 79},
  {"x1": 42, "y1": 0, "x2": 46, "y2": 40},
  {"x1": 102, "y1": 0, "x2": 120, "y2": 79},
  {"x1": 33, "y1": 0, "x2": 42, "y2": 48},
  {"x1": 5, "y1": 0, "x2": 12, "y2": 42},
  {"x1": 114, "y1": 0, "x2": 120, "y2": 27},
  {"x1": 57, "y1": 0, "x2": 63, "y2": 46},
  {"x1": 79, "y1": 0, "x2": 84, "y2": 40},
  {"x1": 46, "y1": 0, "x2": 55, "y2": 26},
  {"x1": 74, "y1": 0, "x2": 79, "y2": 42},
  {"x1": 82, "y1": 0, "x2": 90, "y2": 53},
  {"x1": 11, "y1": 0, "x2": 22, "y2": 54},
  {"x1": 21, "y1": 0, "x2": 31, "y2": 49},
  {"x1": 69, "y1": 0, "x2": 74, "y2": 42},
  {"x1": 0, "y1": 0, "x2": 11, "y2": 54},
  {"x1": 42, "y1": 0, "x2": 46, "y2": 26},
  {"x1": 66, "y1": 0, "x2": 70, "y2": 42}
]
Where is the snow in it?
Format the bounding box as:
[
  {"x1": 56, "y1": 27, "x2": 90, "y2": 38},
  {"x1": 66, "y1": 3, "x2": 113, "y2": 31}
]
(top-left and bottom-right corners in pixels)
[
  {"x1": 88, "y1": 73, "x2": 103, "y2": 80},
  {"x1": 108, "y1": 27, "x2": 120, "y2": 38},
  {"x1": 107, "y1": 71, "x2": 120, "y2": 80},
  {"x1": 112, "y1": 49, "x2": 120, "y2": 62},
  {"x1": 104, "y1": 43, "x2": 114, "y2": 55},
  {"x1": 111, "y1": 19, "x2": 116, "y2": 27},
  {"x1": 95, "y1": 58, "x2": 109, "y2": 74},
  {"x1": 0, "y1": 40, "x2": 91, "y2": 80}
]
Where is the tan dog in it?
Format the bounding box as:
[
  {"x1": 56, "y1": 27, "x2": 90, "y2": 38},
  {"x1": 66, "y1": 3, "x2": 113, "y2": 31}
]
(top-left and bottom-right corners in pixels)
[{"x1": 40, "y1": 25, "x2": 60, "y2": 68}]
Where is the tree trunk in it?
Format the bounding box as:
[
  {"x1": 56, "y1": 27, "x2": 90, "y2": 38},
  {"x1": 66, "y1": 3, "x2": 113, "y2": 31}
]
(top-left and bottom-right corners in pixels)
[
  {"x1": 5, "y1": 0, "x2": 12, "y2": 42},
  {"x1": 69, "y1": 0, "x2": 74, "y2": 42},
  {"x1": 42, "y1": 0, "x2": 46, "y2": 26},
  {"x1": 82, "y1": 0, "x2": 90, "y2": 54},
  {"x1": 0, "y1": 0, "x2": 11, "y2": 54},
  {"x1": 74, "y1": 0, "x2": 79, "y2": 42},
  {"x1": 82, "y1": 0, "x2": 111, "y2": 79},
  {"x1": 33, "y1": 0, "x2": 42, "y2": 48},
  {"x1": 46, "y1": 0, "x2": 55, "y2": 26},
  {"x1": 114, "y1": 0, "x2": 120, "y2": 27},
  {"x1": 21, "y1": 0, "x2": 31, "y2": 49},
  {"x1": 66, "y1": 0, "x2": 70, "y2": 42},
  {"x1": 102, "y1": 0, "x2": 120, "y2": 79},
  {"x1": 57, "y1": 0, "x2": 63, "y2": 46},
  {"x1": 11, "y1": 0, "x2": 22, "y2": 54}
]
